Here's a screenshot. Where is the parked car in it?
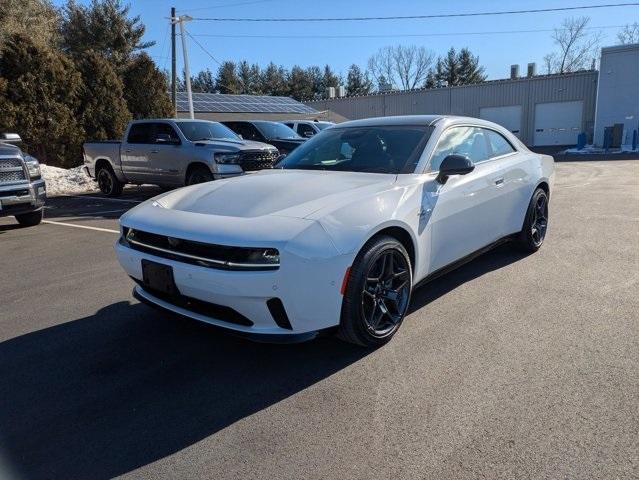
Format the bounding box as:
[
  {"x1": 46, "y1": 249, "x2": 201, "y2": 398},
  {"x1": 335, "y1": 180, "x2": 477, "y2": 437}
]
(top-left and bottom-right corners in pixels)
[
  {"x1": 116, "y1": 115, "x2": 554, "y2": 346},
  {"x1": 83, "y1": 119, "x2": 279, "y2": 196},
  {"x1": 0, "y1": 133, "x2": 46, "y2": 226},
  {"x1": 221, "y1": 120, "x2": 306, "y2": 155},
  {"x1": 282, "y1": 120, "x2": 334, "y2": 138}
]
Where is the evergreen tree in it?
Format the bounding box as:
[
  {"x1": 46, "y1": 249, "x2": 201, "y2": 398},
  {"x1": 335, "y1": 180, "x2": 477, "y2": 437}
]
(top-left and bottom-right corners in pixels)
[
  {"x1": 287, "y1": 65, "x2": 314, "y2": 100},
  {"x1": 76, "y1": 50, "x2": 130, "y2": 141},
  {"x1": 237, "y1": 60, "x2": 260, "y2": 94},
  {"x1": 191, "y1": 69, "x2": 216, "y2": 93},
  {"x1": 321, "y1": 64, "x2": 340, "y2": 91},
  {"x1": 457, "y1": 48, "x2": 486, "y2": 84},
  {"x1": 0, "y1": 33, "x2": 83, "y2": 166},
  {"x1": 122, "y1": 52, "x2": 172, "y2": 119},
  {"x1": 60, "y1": 0, "x2": 153, "y2": 68},
  {"x1": 259, "y1": 62, "x2": 288, "y2": 96},
  {"x1": 346, "y1": 64, "x2": 372, "y2": 95},
  {"x1": 215, "y1": 61, "x2": 240, "y2": 94},
  {"x1": 0, "y1": 0, "x2": 59, "y2": 49}
]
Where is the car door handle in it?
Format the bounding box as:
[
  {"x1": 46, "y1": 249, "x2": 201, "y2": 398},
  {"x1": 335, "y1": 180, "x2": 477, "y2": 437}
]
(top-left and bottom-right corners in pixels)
[
  {"x1": 494, "y1": 178, "x2": 504, "y2": 186},
  {"x1": 124, "y1": 149, "x2": 132, "y2": 153},
  {"x1": 150, "y1": 149, "x2": 159, "y2": 154}
]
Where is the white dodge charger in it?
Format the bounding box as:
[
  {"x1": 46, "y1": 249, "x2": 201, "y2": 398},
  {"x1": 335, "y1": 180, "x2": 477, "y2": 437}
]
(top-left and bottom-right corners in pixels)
[{"x1": 116, "y1": 115, "x2": 554, "y2": 346}]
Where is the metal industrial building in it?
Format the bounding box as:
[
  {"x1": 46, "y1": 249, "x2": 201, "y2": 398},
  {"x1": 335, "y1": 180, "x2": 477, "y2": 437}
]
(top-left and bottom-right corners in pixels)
[
  {"x1": 306, "y1": 43, "x2": 639, "y2": 148},
  {"x1": 307, "y1": 71, "x2": 598, "y2": 147},
  {"x1": 175, "y1": 92, "x2": 322, "y2": 122}
]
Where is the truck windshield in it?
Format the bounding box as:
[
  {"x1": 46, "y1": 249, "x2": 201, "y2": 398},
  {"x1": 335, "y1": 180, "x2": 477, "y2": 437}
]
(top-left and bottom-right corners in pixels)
[
  {"x1": 177, "y1": 121, "x2": 240, "y2": 142},
  {"x1": 277, "y1": 125, "x2": 433, "y2": 174},
  {"x1": 253, "y1": 121, "x2": 302, "y2": 140}
]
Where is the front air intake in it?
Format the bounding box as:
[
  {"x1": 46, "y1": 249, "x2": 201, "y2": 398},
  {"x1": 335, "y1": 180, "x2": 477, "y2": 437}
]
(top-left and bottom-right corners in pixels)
[{"x1": 267, "y1": 298, "x2": 292, "y2": 330}]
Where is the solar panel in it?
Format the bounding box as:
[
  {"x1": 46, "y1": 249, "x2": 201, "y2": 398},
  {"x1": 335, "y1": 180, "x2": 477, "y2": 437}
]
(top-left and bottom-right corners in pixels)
[{"x1": 175, "y1": 92, "x2": 317, "y2": 114}]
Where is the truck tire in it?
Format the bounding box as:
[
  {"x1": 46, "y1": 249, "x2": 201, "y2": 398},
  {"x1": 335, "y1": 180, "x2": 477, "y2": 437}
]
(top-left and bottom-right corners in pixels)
[
  {"x1": 15, "y1": 209, "x2": 43, "y2": 227},
  {"x1": 97, "y1": 165, "x2": 123, "y2": 197},
  {"x1": 186, "y1": 165, "x2": 213, "y2": 185}
]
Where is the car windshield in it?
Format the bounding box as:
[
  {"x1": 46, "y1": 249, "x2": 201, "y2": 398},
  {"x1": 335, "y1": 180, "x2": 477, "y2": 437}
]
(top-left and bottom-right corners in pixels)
[
  {"x1": 253, "y1": 121, "x2": 302, "y2": 140},
  {"x1": 315, "y1": 122, "x2": 333, "y2": 130},
  {"x1": 277, "y1": 125, "x2": 433, "y2": 174},
  {"x1": 176, "y1": 121, "x2": 240, "y2": 141}
]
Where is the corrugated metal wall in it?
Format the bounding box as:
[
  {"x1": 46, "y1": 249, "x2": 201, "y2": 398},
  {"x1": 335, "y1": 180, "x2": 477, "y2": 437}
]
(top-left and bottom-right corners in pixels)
[{"x1": 306, "y1": 71, "x2": 598, "y2": 146}]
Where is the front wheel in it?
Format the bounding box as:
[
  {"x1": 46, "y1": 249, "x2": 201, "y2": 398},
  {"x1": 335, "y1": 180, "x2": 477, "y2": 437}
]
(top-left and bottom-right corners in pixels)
[
  {"x1": 338, "y1": 235, "x2": 412, "y2": 347},
  {"x1": 517, "y1": 187, "x2": 549, "y2": 252},
  {"x1": 186, "y1": 165, "x2": 213, "y2": 186},
  {"x1": 15, "y1": 209, "x2": 43, "y2": 227}
]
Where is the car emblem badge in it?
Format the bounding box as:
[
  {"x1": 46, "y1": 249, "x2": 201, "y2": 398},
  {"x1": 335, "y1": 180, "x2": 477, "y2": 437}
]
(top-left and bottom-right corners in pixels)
[{"x1": 167, "y1": 237, "x2": 181, "y2": 248}]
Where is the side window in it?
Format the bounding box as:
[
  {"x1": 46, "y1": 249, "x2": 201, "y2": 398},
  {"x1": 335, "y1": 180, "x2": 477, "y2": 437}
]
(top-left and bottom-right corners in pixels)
[
  {"x1": 485, "y1": 130, "x2": 515, "y2": 158},
  {"x1": 284, "y1": 122, "x2": 294, "y2": 129},
  {"x1": 127, "y1": 123, "x2": 154, "y2": 144},
  {"x1": 429, "y1": 126, "x2": 490, "y2": 171},
  {"x1": 298, "y1": 123, "x2": 315, "y2": 137},
  {"x1": 242, "y1": 124, "x2": 262, "y2": 141},
  {"x1": 153, "y1": 123, "x2": 180, "y2": 143}
]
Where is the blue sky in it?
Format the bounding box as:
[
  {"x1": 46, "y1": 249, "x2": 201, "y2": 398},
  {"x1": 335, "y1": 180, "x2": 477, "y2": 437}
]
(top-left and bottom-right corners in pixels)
[{"x1": 53, "y1": 0, "x2": 639, "y2": 80}]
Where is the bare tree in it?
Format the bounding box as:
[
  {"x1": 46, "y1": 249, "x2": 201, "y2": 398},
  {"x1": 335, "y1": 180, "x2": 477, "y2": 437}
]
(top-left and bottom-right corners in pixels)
[
  {"x1": 545, "y1": 17, "x2": 602, "y2": 74},
  {"x1": 618, "y1": 22, "x2": 639, "y2": 44},
  {"x1": 367, "y1": 45, "x2": 434, "y2": 91}
]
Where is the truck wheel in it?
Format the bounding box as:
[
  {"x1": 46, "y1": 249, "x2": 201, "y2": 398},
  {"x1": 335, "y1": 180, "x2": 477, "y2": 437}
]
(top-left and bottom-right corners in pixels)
[
  {"x1": 97, "y1": 166, "x2": 123, "y2": 197},
  {"x1": 186, "y1": 165, "x2": 213, "y2": 185},
  {"x1": 15, "y1": 209, "x2": 43, "y2": 227}
]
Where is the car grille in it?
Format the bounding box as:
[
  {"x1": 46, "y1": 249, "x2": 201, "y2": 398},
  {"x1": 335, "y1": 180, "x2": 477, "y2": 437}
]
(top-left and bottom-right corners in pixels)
[
  {"x1": 238, "y1": 150, "x2": 278, "y2": 171},
  {"x1": 0, "y1": 158, "x2": 27, "y2": 184},
  {"x1": 121, "y1": 228, "x2": 280, "y2": 271}
]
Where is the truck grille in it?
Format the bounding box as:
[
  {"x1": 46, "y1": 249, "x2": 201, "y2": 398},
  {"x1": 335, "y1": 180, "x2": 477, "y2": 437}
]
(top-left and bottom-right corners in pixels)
[
  {"x1": 238, "y1": 151, "x2": 278, "y2": 171},
  {"x1": 0, "y1": 158, "x2": 26, "y2": 184}
]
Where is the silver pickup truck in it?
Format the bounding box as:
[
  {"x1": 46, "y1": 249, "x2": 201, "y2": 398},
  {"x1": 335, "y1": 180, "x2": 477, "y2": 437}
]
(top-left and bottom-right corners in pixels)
[
  {"x1": 83, "y1": 119, "x2": 279, "y2": 196},
  {"x1": 0, "y1": 133, "x2": 46, "y2": 226}
]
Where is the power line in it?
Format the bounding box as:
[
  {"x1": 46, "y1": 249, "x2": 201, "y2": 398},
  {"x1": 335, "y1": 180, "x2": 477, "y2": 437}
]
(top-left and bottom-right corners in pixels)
[
  {"x1": 183, "y1": 30, "x2": 222, "y2": 66},
  {"x1": 191, "y1": 2, "x2": 639, "y2": 21},
  {"x1": 190, "y1": 25, "x2": 625, "y2": 39}
]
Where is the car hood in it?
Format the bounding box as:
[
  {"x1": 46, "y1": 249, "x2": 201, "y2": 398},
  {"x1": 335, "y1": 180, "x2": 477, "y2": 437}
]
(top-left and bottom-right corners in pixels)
[
  {"x1": 155, "y1": 169, "x2": 397, "y2": 219},
  {"x1": 194, "y1": 138, "x2": 276, "y2": 152}
]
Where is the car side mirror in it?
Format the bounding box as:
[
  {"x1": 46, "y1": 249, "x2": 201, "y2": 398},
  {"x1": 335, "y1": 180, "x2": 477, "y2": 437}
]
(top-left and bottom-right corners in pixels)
[
  {"x1": 274, "y1": 153, "x2": 287, "y2": 165},
  {"x1": 1, "y1": 133, "x2": 22, "y2": 144},
  {"x1": 436, "y1": 154, "x2": 475, "y2": 184},
  {"x1": 303, "y1": 131, "x2": 314, "y2": 138}
]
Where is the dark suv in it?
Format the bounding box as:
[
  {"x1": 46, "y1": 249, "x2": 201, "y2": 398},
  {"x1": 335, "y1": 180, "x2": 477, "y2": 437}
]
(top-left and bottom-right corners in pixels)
[{"x1": 222, "y1": 121, "x2": 306, "y2": 156}]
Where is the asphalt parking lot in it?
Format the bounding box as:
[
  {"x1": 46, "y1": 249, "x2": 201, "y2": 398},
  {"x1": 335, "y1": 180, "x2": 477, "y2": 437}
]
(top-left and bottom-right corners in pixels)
[{"x1": 1, "y1": 160, "x2": 638, "y2": 480}]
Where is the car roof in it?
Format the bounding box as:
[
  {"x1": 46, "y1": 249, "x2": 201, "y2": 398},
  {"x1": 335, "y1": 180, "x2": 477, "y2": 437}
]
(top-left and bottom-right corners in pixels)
[{"x1": 335, "y1": 115, "x2": 477, "y2": 128}]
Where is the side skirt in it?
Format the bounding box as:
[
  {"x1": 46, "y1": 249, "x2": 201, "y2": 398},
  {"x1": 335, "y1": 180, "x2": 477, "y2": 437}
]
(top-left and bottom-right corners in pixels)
[{"x1": 413, "y1": 234, "x2": 518, "y2": 291}]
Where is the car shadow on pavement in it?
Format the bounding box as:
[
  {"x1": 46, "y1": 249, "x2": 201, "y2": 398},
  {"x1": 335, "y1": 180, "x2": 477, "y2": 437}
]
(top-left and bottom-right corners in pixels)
[
  {"x1": 0, "y1": 302, "x2": 369, "y2": 480},
  {"x1": 408, "y1": 243, "x2": 529, "y2": 314}
]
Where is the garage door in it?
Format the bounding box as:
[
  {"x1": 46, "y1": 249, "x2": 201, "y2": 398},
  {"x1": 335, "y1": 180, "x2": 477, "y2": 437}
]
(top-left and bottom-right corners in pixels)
[
  {"x1": 534, "y1": 101, "x2": 583, "y2": 146},
  {"x1": 480, "y1": 105, "x2": 522, "y2": 138}
]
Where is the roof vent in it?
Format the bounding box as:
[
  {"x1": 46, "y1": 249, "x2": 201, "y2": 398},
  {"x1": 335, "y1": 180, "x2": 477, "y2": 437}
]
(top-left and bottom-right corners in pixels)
[
  {"x1": 527, "y1": 62, "x2": 537, "y2": 77},
  {"x1": 510, "y1": 64, "x2": 520, "y2": 79},
  {"x1": 326, "y1": 87, "x2": 335, "y2": 99}
]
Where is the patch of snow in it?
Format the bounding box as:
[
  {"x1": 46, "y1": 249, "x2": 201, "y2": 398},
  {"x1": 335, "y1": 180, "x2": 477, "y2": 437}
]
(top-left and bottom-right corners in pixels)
[{"x1": 41, "y1": 164, "x2": 97, "y2": 196}]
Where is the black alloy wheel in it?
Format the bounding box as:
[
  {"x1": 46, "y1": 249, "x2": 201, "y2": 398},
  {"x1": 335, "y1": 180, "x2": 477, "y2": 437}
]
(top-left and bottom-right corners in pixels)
[
  {"x1": 186, "y1": 166, "x2": 214, "y2": 186},
  {"x1": 338, "y1": 235, "x2": 412, "y2": 347},
  {"x1": 517, "y1": 188, "x2": 549, "y2": 252},
  {"x1": 97, "y1": 167, "x2": 123, "y2": 197}
]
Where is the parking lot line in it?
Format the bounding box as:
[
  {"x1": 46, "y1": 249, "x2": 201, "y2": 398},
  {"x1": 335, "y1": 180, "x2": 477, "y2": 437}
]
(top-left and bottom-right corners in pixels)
[
  {"x1": 42, "y1": 220, "x2": 119, "y2": 234},
  {"x1": 59, "y1": 194, "x2": 143, "y2": 204}
]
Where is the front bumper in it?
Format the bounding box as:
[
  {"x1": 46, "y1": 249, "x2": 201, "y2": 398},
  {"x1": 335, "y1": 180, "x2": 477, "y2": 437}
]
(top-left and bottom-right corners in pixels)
[
  {"x1": 0, "y1": 179, "x2": 46, "y2": 217},
  {"x1": 115, "y1": 239, "x2": 352, "y2": 336}
]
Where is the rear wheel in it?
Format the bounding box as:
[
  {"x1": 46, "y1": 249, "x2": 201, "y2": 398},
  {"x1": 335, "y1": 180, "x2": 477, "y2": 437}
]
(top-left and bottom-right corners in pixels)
[
  {"x1": 186, "y1": 165, "x2": 213, "y2": 185},
  {"x1": 517, "y1": 187, "x2": 549, "y2": 252},
  {"x1": 96, "y1": 166, "x2": 123, "y2": 197},
  {"x1": 338, "y1": 235, "x2": 412, "y2": 347},
  {"x1": 15, "y1": 209, "x2": 43, "y2": 227}
]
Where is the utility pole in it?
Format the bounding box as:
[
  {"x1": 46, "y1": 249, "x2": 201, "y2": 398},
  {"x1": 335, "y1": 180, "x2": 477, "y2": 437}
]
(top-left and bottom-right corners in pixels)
[
  {"x1": 171, "y1": 7, "x2": 176, "y2": 118},
  {"x1": 172, "y1": 14, "x2": 194, "y2": 119}
]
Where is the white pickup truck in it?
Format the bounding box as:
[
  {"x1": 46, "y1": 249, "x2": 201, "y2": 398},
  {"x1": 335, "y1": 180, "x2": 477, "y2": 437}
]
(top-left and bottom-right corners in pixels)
[{"x1": 83, "y1": 119, "x2": 279, "y2": 196}]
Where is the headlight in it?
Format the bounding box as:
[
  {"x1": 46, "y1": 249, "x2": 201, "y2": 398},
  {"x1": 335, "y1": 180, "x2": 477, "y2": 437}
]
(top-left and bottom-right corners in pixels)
[
  {"x1": 236, "y1": 248, "x2": 280, "y2": 267},
  {"x1": 214, "y1": 152, "x2": 241, "y2": 164},
  {"x1": 24, "y1": 156, "x2": 41, "y2": 179}
]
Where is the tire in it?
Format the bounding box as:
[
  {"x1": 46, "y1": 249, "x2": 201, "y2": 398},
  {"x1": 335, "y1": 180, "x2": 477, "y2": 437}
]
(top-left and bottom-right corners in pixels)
[
  {"x1": 15, "y1": 209, "x2": 43, "y2": 227},
  {"x1": 96, "y1": 166, "x2": 123, "y2": 197},
  {"x1": 338, "y1": 235, "x2": 412, "y2": 347},
  {"x1": 186, "y1": 165, "x2": 213, "y2": 186},
  {"x1": 517, "y1": 187, "x2": 549, "y2": 253}
]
